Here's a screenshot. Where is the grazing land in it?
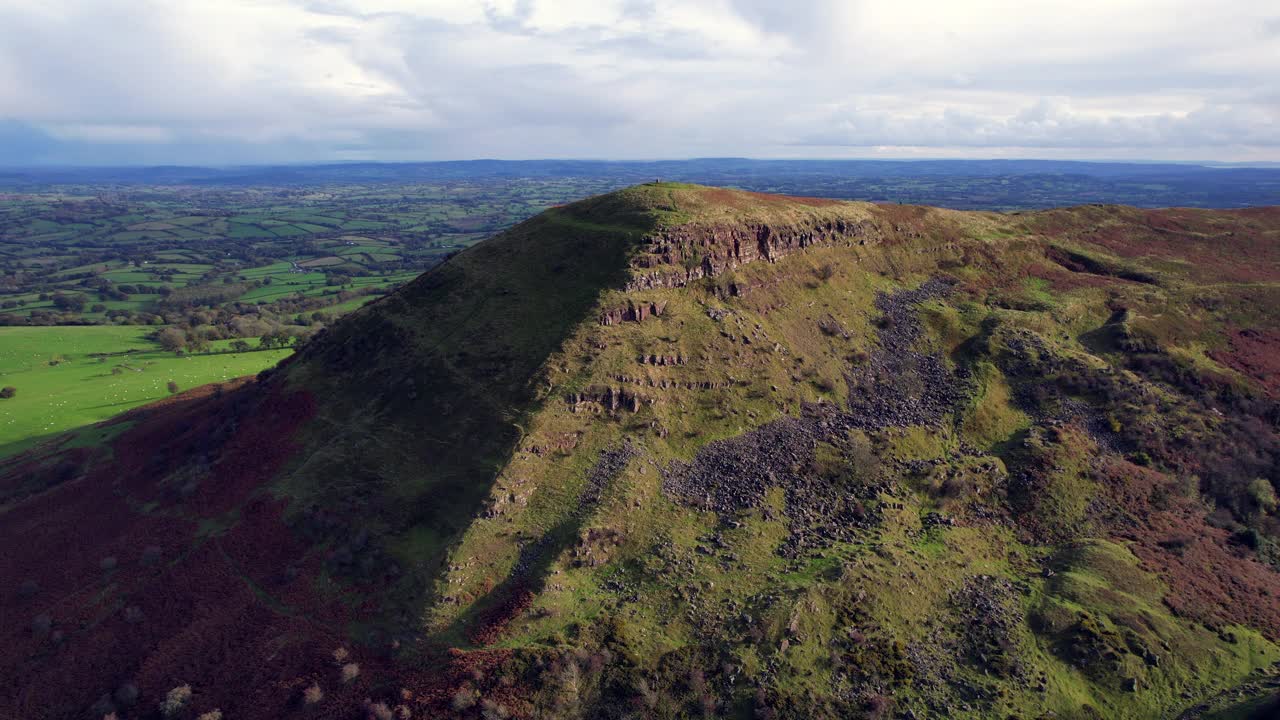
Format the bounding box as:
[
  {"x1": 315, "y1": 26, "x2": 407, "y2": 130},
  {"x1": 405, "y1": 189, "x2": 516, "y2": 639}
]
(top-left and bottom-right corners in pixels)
[{"x1": 0, "y1": 326, "x2": 290, "y2": 454}]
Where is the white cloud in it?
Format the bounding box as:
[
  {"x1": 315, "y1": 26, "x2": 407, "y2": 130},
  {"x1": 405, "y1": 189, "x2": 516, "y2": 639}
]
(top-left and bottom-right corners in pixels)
[{"x1": 0, "y1": 0, "x2": 1275, "y2": 162}]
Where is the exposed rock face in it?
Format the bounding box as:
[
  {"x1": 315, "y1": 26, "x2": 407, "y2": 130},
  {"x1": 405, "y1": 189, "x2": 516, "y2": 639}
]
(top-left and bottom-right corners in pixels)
[
  {"x1": 626, "y1": 218, "x2": 881, "y2": 291},
  {"x1": 611, "y1": 374, "x2": 728, "y2": 391},
  {"x1": 600, "y1": 299, "x2": 668, "y2": 325},
  {"x1": 637, "y1": 353, "x2": 685, "y2": 366},
  {"x1": 567, "y1": 385, "x2": 649, "y2": 413}
]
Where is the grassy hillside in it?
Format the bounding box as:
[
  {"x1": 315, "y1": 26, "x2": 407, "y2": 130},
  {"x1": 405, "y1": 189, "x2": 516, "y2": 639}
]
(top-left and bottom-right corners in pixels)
[{"x1": 1, "y1": 185, "x2": 1278, "y2": 720}]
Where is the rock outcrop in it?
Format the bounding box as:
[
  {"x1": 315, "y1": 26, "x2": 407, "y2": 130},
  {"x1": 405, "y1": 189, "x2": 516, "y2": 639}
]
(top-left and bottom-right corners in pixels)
[
  {"x1": 567, "y1": 385, "x2": 649, "y2": 413},
  {"x1": 626, "y1": 218, "x2": 881, "y2": 291},
  {"x1": 599, "y1": 299, "x2": 668, "y2": 325}
]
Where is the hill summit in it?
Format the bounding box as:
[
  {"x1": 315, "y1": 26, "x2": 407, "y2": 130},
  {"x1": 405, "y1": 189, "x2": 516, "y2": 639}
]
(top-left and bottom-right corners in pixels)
[{"x1": 4, "y1": 184, "x2": 1280, "y2": 719}]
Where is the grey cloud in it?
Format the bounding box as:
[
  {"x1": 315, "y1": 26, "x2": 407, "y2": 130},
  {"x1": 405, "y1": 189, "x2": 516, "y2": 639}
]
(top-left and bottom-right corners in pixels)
[
  {"x1": 0, "y1": 0, "x2": 1277, "y2": 164},
  {"x1": 796, "y1": 100, "x2": 1280, "y2": 149}
]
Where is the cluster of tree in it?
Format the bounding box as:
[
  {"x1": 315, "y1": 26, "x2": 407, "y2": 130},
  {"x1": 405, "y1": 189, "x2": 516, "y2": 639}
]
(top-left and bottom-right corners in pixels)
[
  {"x1": 1, "y1": 279, "x2": 390, "y2": 329},
  {"x1": 154, "y1": 323, "x2": 311, "y2": 354}
]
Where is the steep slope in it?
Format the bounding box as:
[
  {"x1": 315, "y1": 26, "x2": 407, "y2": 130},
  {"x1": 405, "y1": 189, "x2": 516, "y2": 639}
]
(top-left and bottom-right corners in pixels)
[{"x1": 3, "y1": 185, "x2": 1280, "y2": 720}]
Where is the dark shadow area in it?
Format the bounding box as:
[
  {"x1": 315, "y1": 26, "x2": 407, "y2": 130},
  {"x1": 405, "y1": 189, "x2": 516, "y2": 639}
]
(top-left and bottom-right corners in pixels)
[{"x1": 278, "y1": 194, "x2": 662, "y2": 645}]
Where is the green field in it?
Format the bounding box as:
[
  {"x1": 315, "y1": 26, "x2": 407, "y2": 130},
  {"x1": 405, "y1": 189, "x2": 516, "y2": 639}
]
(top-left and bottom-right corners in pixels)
[{"x1": 0, "y1": 326, "x2": 291, "y2": 455}]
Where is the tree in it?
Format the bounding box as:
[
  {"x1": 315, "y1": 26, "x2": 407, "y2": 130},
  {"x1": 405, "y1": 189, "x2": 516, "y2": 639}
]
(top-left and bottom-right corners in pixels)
[
  {"x1": 0, "y1": 386, "x2": 14, "y2": 399},
  {"x1": 167, "y1": 381, "x2": 179, "y2": 395},
  {"x1": 260, "y1": 329, "x2": 291, "y2": 349},
  {"x1": 51, "y1": 293, "x2": 87, "y2": 312},
  {"x1": 230, "y1": 339, "x2": 251, "y2": 353},
  {"x1": 156, "y1": 327, "x2": 187, "y2": 352}
]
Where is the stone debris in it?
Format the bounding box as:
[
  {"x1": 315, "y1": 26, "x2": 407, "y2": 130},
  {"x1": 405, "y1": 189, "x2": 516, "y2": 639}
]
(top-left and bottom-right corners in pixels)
[
  {"x1": 949, "y1": 575, "x2": 1027, "y2": 680},
  {"x1": 661, "y1": 278, "x2": 965, "y2": 552},
  {"x1": 845, "y1": 277, "x2": 964, "y2": 430}
]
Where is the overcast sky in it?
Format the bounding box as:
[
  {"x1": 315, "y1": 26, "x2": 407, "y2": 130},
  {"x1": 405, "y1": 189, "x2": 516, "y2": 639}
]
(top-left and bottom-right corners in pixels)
[{"x1": 1, "y1": 0, "x2": 1277, "y2": 165}]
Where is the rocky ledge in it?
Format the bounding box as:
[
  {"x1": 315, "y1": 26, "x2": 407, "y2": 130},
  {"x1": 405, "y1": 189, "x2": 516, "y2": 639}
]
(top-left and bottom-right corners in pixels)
[{"x1": 626, "y1": 218, "x2": 882, "y2": 291}]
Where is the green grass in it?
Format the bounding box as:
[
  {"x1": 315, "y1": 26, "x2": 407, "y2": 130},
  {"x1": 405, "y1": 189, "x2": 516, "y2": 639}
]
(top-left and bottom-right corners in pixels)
[{"x1": 0, "y1": 326, "x2": 291, "y2": 454}]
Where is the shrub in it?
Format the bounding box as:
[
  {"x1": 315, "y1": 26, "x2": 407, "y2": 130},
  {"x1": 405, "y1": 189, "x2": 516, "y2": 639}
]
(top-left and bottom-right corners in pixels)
[
  {"x1": 332, "y1": 647, "x2": 350, "y2": 663},
  {"x1": 1249, "y1": 478, "x2": 1278, "y2": 513},
  {"x1": 481, "y1": 699, "x2": 510, "y2": 720},
  {"x1": 159, "y1": 685, "x2": 192, "y2": 717},
  {"x1": 196, "y1": 711, "x2": 222, "y2": 720},
  {"x1": 1231, "y1": 528, "x2": 1262, "y2": 550},
  {"x1": 341, "y1": 662, "x2": 360, "y2": 683},
  {"x1": 367, "y1": 701, "x2": 393, "y2": 720},
  {"x1": 303, "y1": 683, "x2": 324, "y2": 704},
  {"x1": 682, "y1": 249, "x2": 704, "y2": 271},
  {"x1": 0, "y1": 386, "x2": 14, "y2": 399},
  {"x1": 451, "y1": 688, "x2": 477, "y2": 711}
]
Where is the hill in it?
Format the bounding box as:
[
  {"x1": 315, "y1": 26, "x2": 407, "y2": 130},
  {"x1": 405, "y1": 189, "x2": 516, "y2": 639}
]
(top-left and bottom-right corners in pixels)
[{"x1": 2, "y1": 184, "x2": 1280, "y2": 719}]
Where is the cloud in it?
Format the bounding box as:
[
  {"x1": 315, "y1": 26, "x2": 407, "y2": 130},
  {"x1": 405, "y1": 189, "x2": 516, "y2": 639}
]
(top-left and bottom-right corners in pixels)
[
  {"x1": 796, "y1": 98, "x2": 1280, "y2": 149},
  {"x1": 0, "y1": 0, "x2": 1275, "y2": 163}
]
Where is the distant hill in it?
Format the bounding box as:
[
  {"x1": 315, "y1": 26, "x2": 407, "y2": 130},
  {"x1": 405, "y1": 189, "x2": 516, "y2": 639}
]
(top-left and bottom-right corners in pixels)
[
  {"x1": 3, "y1": 185, "x2": 1280, "y2": 719},
  {"x1": 2, "y1": 159, "x2": 1280, "y2": 209}
]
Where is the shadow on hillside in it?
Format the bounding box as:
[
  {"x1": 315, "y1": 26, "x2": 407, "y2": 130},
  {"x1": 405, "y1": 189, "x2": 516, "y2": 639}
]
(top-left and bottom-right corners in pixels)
[
  {"x1": 279, "y1": 192, "x2": 663, "y2": 646},
  {"x1": 442, "y1": 441, "x2": 638, "y2": 648}
]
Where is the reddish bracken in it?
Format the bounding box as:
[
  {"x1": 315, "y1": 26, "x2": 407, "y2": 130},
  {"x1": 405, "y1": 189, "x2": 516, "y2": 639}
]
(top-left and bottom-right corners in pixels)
[
  {"x1": 0, "y1": 380, "x2": 341, "y2": 719},
  {"x1": 467, "y1": 585, "x2": 535, "y2": 646},
  {"x1": 1099, "y1": 459, "x2": 1280, "y2": 637},
  {"x1": 1208, "y1": 328, "x2": 1280, "y2": 397},
  {"x1": 0, "y1": 376, "x2": 538, "y2": 719}
]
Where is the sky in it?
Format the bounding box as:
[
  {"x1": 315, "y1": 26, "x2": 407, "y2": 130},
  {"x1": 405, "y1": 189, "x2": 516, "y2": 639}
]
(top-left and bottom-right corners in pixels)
[{"x1": 0, "y1": 0, "x2": 1277, "y2": 165}]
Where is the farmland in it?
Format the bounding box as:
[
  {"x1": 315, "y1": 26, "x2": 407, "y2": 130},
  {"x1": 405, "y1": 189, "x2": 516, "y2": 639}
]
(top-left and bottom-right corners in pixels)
[
  {"x1": 0, "y1": 178, "x2": 622, "y2": 327},
  {"x1": 0, "y1": 326, "x2": 291, "y2": 455}
]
